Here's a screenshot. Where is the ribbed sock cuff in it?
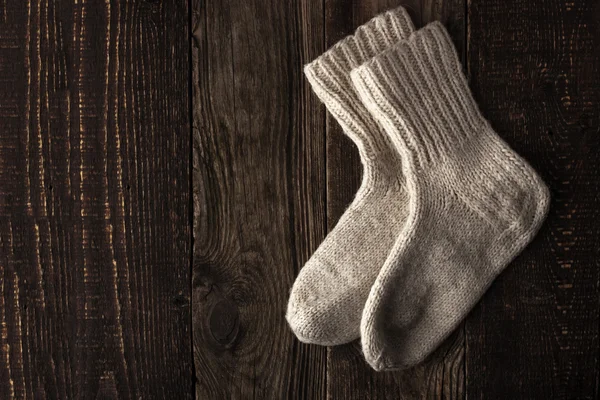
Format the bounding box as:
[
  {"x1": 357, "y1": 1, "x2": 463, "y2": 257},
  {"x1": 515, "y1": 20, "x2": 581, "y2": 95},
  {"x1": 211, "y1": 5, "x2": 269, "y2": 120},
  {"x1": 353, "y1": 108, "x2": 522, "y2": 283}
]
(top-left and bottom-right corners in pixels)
[
  {"x1": 305, "y1": 7, "x2": 414, "y2": 79},
  {"x1": 351, "y1": 22, "x2": 488, "y2": 167},
  {"x1": 303, "y1": 7, "x2": 414, "y2": 129}
]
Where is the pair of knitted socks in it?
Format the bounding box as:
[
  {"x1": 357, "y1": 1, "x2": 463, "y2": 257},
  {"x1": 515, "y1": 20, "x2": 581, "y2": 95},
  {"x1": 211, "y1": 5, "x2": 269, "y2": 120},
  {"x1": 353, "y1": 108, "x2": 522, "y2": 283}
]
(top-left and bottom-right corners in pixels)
[{"x1": 286, "y1": 7, "x2": 550, "y2": 371}]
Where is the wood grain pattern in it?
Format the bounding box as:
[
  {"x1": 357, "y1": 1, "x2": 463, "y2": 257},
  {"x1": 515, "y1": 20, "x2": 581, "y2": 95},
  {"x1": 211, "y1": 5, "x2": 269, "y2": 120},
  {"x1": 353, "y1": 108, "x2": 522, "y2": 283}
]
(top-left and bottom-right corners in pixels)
[
  {"x1": 464, "y1": 0, "x2": 600, "y2": 397},
  {"x1": 0, "y1": 1, "x2": 191, "y2": 398},
  {"x1": 192, "y1": 0, "x2": 328, "y2": 398},
  {"x1": 194, "y1": 0, "x2": 600, "y2": 398},
  {"x1": 324, "y1": 1, "x2": 467, "y2": 399},
  {"x1": 4, "y1": 0, "x2": 598, "y2": 396}
]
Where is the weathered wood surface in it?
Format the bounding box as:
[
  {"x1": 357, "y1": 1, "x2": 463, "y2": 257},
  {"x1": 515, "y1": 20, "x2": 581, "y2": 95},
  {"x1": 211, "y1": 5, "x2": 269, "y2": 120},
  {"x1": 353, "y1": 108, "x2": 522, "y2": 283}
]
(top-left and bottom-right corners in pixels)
[
  {"x1": 464, "y1": 0, "x2": 600, "y2": 398},
  {"x1": 0, "y1": 0, "x2": 596, "y2": 397},
  {"x1": 0, "y1": 1, "x2": 192, "y2": 398},
  {"x1": 192, "y1": 0, "x2": 328, "y2": 398}
]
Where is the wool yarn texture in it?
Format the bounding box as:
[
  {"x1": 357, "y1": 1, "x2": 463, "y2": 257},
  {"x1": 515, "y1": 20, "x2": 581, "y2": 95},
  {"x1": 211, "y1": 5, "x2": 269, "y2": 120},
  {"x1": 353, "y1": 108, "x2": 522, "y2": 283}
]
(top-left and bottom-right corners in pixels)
[
  {"x1": 286, "y1": 10, "x2": 549, "y2": 373},
  {"x1": 351, "y1": 21, "x2": 550, "y2": 371},
  {"x1": 286, "y1": 6, "x2": 415, "y2": 345}
]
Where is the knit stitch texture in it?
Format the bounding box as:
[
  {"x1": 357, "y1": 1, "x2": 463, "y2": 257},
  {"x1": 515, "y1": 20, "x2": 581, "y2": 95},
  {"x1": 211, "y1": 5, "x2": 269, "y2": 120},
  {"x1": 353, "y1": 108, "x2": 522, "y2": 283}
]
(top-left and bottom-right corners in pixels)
[
  {"x1": 286, "y1": 6, "x2": 415, "y2": 345},
  {"x1": 351, "y1": 21, "x2": 550, "y2": 370}
]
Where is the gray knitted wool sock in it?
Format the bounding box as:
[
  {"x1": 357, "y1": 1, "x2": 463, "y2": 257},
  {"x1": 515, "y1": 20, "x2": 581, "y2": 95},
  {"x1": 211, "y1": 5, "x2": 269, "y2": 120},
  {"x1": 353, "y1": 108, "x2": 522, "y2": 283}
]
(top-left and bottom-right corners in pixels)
[
  {"x1": 286, "y1": 7, "x2": 415, "y2": 345},
  {"x1": 351, "y1": 22, "x2": 550, "y2": 370}
]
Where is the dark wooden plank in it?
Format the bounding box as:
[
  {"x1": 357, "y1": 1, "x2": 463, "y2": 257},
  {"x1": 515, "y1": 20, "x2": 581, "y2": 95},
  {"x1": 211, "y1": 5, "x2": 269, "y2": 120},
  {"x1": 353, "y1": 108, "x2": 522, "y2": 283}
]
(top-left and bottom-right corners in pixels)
[
  {"x1": 192, "y1": 0, "x2": 328, "y2": 397},
  {"x1": 0, "y1": 1, "x2": 191, "y2": 398},
  {"x1": 465, "y1": 0, "x2": 600, "y2": 397},
  {"x1": 324, "y1": 1, "x2": 467, "y2": 399}
]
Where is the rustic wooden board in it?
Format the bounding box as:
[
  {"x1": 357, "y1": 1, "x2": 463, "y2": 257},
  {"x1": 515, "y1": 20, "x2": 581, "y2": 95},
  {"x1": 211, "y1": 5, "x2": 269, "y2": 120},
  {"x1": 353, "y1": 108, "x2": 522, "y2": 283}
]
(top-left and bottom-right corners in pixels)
[
  {"x1": 192, "y1": 0, "x2": 328, "y2": 397},
  {"x1": 324, "y1": 1, "x2": 467, "y2": 399},
  {"x1": 0, "y1": 1, "x2": 191, "y2": 398},
  {"x1": 464, "y1": 0, "x2": 600, "y2": 398}
]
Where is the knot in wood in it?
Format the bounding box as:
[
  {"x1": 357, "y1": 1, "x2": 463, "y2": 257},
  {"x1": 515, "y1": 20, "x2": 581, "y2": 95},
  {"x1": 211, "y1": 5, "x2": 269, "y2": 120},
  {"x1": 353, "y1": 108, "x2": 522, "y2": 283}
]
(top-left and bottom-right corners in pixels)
[{"x1": 209, "y1": 299, "x2": 239, "y2": 347}]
